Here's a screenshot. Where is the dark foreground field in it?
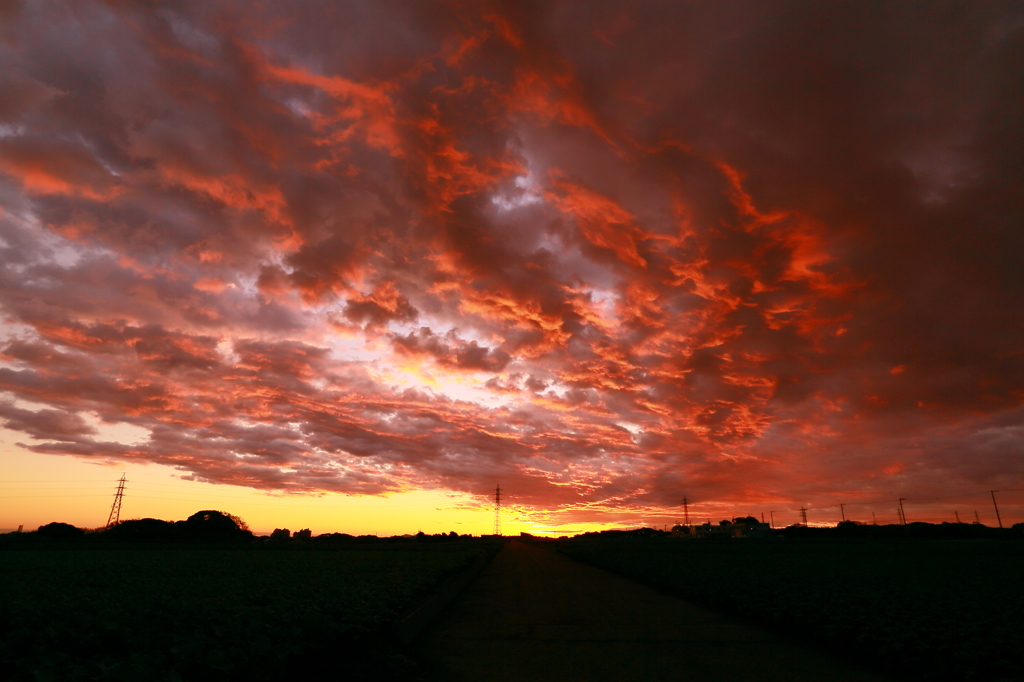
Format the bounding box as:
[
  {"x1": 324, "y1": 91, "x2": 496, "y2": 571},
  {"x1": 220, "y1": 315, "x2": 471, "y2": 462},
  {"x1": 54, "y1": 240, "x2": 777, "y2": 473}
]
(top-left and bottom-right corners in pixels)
[
  {"x1": 557, "y1": 538, "x2": 1023, "y2": 682},
  {"x1": 419, "y1": 539, "x2": 889, "y2": 682},
  {"x1": 0, "y1": 541, "x2": 497, "y2": 682}
]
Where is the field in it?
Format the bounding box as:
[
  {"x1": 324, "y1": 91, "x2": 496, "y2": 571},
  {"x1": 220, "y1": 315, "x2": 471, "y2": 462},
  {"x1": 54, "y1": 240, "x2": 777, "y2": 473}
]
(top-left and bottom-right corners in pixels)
[
  {"x1": 557, "y1": 538, "x2": 1024, "y2": 682},
  {"x1": 0, "y1": 542, "x2": 493, "y2": 682}
]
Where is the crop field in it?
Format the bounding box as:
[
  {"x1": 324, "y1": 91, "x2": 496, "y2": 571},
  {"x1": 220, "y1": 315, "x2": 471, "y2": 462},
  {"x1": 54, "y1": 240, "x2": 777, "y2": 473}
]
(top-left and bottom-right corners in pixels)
[
  {"x1": 0, "y1": 543, "x2": 489, "y2": 682},
  {"x1": 558, "y1": 538, "x2": 1024, "y2": 682}
]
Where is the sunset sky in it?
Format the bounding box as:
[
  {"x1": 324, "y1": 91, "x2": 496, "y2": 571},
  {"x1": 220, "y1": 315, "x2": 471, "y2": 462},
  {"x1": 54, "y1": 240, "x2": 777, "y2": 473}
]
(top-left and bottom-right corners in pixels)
[{"x1": 2, "y1": 1, "x2": 1023, "y2": 535}]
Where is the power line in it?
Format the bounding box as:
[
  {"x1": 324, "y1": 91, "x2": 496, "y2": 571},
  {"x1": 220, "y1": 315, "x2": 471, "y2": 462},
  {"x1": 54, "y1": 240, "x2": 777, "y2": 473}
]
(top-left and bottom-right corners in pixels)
[
  {"x1": 902, "y1": 490, "x2": 991, "y2": 502},
  {"x1": 4, "y1": 479, "x2": 1022, "y2": 525},
  {"x1": 2, "y1": 494, "x2": 112, "y2": 498},
  {"x1": 0, "y1": 479, "x2": 128, "y2": 483},
  {"x1": 0, "y1": 492, "x2": 479, "y2": 509}
]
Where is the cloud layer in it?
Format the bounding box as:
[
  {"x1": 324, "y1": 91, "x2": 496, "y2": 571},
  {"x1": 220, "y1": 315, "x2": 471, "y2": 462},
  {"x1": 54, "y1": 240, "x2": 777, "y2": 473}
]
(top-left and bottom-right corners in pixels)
[{"x1": 2, "y1": 0, "x2": 1023, "y2": 522}]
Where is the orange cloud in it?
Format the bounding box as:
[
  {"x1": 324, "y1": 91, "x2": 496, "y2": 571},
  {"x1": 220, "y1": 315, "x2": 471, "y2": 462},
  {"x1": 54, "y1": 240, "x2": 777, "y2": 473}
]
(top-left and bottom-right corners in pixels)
[
  {"x1": 546, "y1": 177, "x2": 648, "y2": 268},
  {"x1": 0, "y1": 0, "x2": 1020, "y2": 529}
]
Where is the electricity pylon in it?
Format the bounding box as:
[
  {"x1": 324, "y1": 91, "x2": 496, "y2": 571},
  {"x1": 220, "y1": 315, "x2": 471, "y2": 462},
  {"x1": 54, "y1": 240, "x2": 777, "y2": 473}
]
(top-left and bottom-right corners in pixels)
[
  {"x1": 493, "y1": 484, "x2": 502, "y2": 535},
  {"x1": 106, "y1": 474, "x2": 126, "y2": 527}
]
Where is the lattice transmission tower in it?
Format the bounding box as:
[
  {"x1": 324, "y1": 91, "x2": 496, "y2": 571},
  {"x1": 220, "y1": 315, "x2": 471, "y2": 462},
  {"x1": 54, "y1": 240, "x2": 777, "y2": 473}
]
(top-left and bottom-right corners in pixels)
[
  {"x1": 106, "y1": 474, "x2": 126, "y2": 527},
  {"x1": 493, "y1": 484, "x2": 502, "y2": 535}
]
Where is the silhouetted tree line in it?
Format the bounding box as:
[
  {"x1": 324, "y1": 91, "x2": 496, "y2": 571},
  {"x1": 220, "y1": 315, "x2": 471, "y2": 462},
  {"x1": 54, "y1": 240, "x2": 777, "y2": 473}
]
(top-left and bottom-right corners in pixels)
[
  {"x1": 576, "y1": 527, "x2": 671, "y2": 539},
  {"x1": 1, "y1": 512, "x2": 476, "y2": 545},
  {"x1": 568, "y1": 520, "x2": 1024, "y2": 541},
  {"x1": 2, "y1": 511, "x2": 255, "y2": 543},
  {"x1": 269, "y1": 529, "x2": 469, "y2": 544},
  {"x1": 778, "y1": 519, "x2": 1024, "y2": 539}
]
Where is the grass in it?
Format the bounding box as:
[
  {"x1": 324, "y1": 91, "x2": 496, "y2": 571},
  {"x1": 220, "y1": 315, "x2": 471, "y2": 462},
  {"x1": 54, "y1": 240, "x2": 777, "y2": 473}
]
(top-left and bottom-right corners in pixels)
[
  {"x1": 558, "y1": 537, "x2": 1024, "y2": 682},
  {"x1": 0, "y1": 542, "x2": 490, "y2": 681}
]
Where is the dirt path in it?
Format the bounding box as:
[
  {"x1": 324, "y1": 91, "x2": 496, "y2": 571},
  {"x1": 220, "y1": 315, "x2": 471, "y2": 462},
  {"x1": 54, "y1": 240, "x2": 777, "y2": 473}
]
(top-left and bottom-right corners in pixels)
[{"x1": 417, "y1": 540, "x2": 891, "y2": 682}]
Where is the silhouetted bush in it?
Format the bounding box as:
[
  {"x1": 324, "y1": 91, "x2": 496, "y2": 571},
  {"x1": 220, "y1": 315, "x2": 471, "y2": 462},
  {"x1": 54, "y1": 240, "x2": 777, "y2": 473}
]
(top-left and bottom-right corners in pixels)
[
  {"x1": 577, "y1": 527, "x2": 668, "y2": 539},
  {"x1": 174, "y1": 510, "x2": 253, "y2": 542},
  {"x1": 312, "y1": 532, "x2": 357, "y2": 544},
  {"x1": 35, "y1": 522, "x2": 84, "y2": 540},
  {"x1": 102, "y1": 518, "x2": 176, "y2": 542},
  {"x1": 785, "y1": 521, "x2": 1020, "y2": 540}
]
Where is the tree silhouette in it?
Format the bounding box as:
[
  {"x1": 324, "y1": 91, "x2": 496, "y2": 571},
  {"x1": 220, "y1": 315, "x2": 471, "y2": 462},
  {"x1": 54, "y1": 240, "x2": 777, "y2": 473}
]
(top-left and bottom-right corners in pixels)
[
  {"x1": 35, "y1": 522, "x2": 84, "y2": 539},
  {"x1": 103, "y1": 518, "x2": 176, "y2": 541},
  {"x1": 176, "y1": 510, "x2": 252, "y2": 541}
]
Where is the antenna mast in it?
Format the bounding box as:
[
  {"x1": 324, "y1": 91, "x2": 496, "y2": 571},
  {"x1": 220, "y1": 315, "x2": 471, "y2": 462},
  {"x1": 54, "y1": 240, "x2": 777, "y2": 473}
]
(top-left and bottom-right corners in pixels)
[
  {"x1": 800, "y1": 507, "x2": 808, "y2": 526},
  {"x1": 106, "y1": 474, "x2": 126, "y2": 527},
  {"x1": 683, "y1": 496, "x2": 690, "y2": 527},
  {"x1": 493, "y1": 484, "x2": 502, "y2": 535}
]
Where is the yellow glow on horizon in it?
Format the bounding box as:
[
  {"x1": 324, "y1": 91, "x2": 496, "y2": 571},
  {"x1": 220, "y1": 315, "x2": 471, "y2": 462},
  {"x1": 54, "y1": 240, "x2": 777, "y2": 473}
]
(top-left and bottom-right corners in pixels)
[
  {"x1": 2, "y1": 429, "x2": 697, "y2": 537},
  {"x1": 0, "y1": 435, "x2": 637, "y2": 536},
  {"x1": 0, "y1": 445, "x2": 478, "y2": 535}
]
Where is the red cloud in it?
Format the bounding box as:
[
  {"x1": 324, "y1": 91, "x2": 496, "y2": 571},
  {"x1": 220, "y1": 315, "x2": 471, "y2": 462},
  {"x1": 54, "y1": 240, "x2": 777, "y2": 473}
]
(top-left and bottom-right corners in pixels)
[
  {"x1": 344, "y1": 281, "x2": 418, "y2": 327},
  {"x1": 392, "y1": 327, "x2": 510, "y2": 373},
  {"x1": 0, "y1": 1, "x2": 1022, "y2": 525}
]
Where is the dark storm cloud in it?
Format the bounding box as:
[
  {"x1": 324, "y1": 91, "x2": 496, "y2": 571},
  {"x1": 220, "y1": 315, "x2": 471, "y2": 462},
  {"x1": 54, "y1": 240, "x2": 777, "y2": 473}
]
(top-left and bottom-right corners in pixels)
[{"x1": 0, "y1": 0, "x2": 1021, "y2": 521}]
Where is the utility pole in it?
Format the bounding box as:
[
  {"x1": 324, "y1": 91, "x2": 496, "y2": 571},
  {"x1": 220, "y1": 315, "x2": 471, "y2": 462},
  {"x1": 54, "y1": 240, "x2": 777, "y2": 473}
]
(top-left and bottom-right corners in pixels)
[
  {"x1": 990, "y1": 491, "x2": 1003, "y2": 529},
  {"x1": 840, "y1": 504, "x2": 846, "y2": 522},
  {"x1": 683, "y1": 496, "x2": 690, "y2": 527},
  {"x1": 897, "y1": 506, "x2": 904, "y2": 525},
  {"x1": 493, "y1": 484, "x2": 502, "y2": 536},
  {"x1": 769, "y1": 511, "x2": 775, "y2": 529},
  {"x1": 872, "y1": 512, "x2": 877, "y2": 525},
  {"x1": 106, "y1": 474, "x2": 126, "y2": 527},
  {"x1": 955, "y1": 511, "x2": 961, "y2": 524},
  {"x1": 800, "y1": 508, "x2": 808, "y2": 526},
  {"x1": 898, "y1": 498, "x2": 907, "y2": 525},
  {"x1": 974, "y1": 510, "x2": 981, "y2": 525}
]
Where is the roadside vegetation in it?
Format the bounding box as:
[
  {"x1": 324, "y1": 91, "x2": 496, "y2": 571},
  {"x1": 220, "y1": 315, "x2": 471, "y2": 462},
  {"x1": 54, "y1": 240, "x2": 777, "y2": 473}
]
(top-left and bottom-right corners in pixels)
[{"x1": 557, "y1": 534, "x2": 1023, "y2": 682}]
